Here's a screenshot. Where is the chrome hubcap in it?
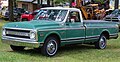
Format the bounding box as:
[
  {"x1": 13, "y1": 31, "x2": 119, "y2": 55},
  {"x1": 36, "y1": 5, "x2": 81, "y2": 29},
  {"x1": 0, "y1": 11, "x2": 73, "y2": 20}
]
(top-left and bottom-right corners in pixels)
[
  {"x1": 100, "y1": 37, "x2": 106, "y2": 49},
  {"x1": 47, "y1": 40, "x2": 57, "y2": 55}
]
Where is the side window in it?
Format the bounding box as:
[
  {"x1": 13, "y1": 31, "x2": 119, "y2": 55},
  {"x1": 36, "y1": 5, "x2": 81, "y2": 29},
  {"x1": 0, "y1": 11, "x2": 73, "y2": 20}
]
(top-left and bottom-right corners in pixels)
[{"x1": 69, "y1": 11, "x2": 80, "y2": 22}]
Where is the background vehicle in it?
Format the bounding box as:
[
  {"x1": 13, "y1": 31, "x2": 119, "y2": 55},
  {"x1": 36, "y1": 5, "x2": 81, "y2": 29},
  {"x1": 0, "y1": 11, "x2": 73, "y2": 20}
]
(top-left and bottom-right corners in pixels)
[
  {"x1": 2, "y1": 7, "x2": 118, "y2": 56},
  {"x1": 4, "y1": 8, "x2": 25, "y2": 21},
  {"x1": 105, "y1": 9, "x2": 113, "y2": 15},
  {"x1": 72, "y1": 0, "x2": 106, "y2": 20},
  {"x1": 104, "y1": 9, "x2": 120, "y2": 22},
  {"x1": 104, "y1": 9, "x2": 120, "y2": 31},
  {"x1": 21, "y1": 9, "x2": 40, "y2": 21}
]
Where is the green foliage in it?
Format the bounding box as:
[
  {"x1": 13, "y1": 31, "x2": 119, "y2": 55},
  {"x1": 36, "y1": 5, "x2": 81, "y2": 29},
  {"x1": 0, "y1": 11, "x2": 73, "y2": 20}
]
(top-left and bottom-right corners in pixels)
[
  {"x1": 94, "y1": 0, "x2": 104, "y2": 4},
  {"x1": 54, "y1": 0, "x2": 69, "y2": 4}
]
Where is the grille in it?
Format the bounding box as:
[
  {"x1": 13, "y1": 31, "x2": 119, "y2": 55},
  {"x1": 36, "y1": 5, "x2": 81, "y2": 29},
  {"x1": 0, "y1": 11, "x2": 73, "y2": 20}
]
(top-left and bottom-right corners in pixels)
[
  {"x1": 105, "y1": 18, "x2": 119, "y2": 22},
  {"x1": 105, "y1": 18, "x2": 111, "y2": 21},
  {"x1": 5, "y1": 29, "x2": 30, "y2": 39},
  {"x1": 112, "y1": 18, "x2": 119, "y2": 22}
]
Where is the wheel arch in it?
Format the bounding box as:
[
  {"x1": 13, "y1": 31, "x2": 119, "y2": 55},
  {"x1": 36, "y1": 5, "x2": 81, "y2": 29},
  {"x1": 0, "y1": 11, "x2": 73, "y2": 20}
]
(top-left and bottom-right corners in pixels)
[
  {"x1": 43, "y1": 32, "x2": 61, "y2": 46},
  {"x1": 100, "y1": 30, "x2": 110, "y2": 39}
]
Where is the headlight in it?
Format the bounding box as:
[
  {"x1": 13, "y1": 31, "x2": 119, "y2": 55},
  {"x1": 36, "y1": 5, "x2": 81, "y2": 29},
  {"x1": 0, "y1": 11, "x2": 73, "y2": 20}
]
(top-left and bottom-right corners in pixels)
[
  {"x1": 30, "y1": 31, "x2": 36, "y2": 39},
  {"x1": 2, "y1": 28, "x2": 6, "y2": 36}
]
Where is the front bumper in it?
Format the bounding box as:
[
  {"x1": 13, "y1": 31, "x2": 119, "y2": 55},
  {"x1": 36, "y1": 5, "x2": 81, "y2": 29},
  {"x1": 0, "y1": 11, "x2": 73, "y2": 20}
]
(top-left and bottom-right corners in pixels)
[{"x1": 2, "y1": 38, "x2": 43, "y2": 48}]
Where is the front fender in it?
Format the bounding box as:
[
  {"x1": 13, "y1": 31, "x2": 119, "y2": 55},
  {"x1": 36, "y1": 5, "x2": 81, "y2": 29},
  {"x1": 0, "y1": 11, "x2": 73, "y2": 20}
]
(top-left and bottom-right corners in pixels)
[{"x1": 38, "y1": 31, "x2": 62, "y2": 43}]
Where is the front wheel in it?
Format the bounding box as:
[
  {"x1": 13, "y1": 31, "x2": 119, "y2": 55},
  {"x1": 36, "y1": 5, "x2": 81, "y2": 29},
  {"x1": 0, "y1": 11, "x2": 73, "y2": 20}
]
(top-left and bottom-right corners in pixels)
[
  {"x1": 41, "y1": 37, "x2": 58, "y2": 56},
  {"x1": 95, "y1": 35, "x2": 107, "y2": 49},
  {"x1": 10, "y1": 45, "x2": 25, "y2": 51}
]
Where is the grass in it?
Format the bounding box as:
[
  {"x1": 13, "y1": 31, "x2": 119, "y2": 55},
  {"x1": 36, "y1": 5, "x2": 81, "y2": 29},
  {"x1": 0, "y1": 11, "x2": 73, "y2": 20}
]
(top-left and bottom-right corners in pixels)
[{"x1": 0, "y1": 20, "x2": 120, "y2": 62}]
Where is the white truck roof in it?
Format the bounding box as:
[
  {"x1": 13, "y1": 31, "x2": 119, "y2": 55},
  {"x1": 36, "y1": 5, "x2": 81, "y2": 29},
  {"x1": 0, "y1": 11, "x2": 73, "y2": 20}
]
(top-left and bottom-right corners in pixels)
[
  {"x1": 41, "y1": 7, "x2": 83, "y2": 23},
  {"x1": 41, "y1": 7, "x2": 80, "y2": 11}
]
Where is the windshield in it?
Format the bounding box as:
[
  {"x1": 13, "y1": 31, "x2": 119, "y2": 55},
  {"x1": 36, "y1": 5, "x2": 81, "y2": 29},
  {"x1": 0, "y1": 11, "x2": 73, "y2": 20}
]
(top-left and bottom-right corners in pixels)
[{"x1": 33, "y1": 9, "x2": 68, "y2": 22}]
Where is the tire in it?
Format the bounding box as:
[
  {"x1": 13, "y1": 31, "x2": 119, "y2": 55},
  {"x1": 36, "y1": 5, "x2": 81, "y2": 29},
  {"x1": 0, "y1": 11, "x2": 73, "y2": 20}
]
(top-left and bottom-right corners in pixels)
[
  {"x1": 10, "y1": 45, "x2": 25, "y2": 51},
  {"x1": 95, "y1": 35, "x2": 107, "y2": 49},
  {"x1": 41, "y1": 37, "x2": 58, "y2": 56}
]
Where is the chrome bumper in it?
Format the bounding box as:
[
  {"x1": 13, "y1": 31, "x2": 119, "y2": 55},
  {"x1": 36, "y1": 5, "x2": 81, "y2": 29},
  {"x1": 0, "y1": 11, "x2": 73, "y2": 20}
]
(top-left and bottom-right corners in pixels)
[{"x1": 2, "y1": 38, "x2": 43, "y2": 48}]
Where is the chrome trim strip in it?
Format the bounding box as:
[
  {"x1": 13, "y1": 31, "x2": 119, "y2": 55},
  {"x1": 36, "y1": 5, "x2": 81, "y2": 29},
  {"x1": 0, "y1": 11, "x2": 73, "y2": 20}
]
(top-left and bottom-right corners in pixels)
[
  {"x1": 38, "y1": 26, "x2": 118, "y2": 32},
  {"x1": 38, "y1": 28, "x2": 85, "y2": 31},
  {"x1": 85, "y1": 36, "x2": 99, "y2": 40},
  {"x1": 110, "y1": 35, "x2": 117, "y2": 38},
  {"x1": 86, "y1": 35, "x2": 100, "y2": 38},
  {"x1": 4, "y1": 27, "x2": 33, "y2": 31},
  {"x1": 85, "y1": 26, "x2": 118, "y2": 29},
  {"x1": 70, "y1": 27, "x2": 86, "y2": 30},
  {"x1": 61, "y1": 37, "x2": 85, "y2": 41},
  {"x1": 38, "y1": 28, "x2": 65, "y2": 31},
  {"x1": 2, "y1": 36, "x2": 36, "y2": 42},
  {"x1": 85, "y1": 37, "x2": 99, "y2": 40},
  {"x1": 61, "y1": 35, "x2": 99, "y2": 42},
  {"x1": 61, "y1": 37, "x2": 98, "y2": 43},
  {"x1": 61, "y1": 39, "x2": 84, "y2": 43},
  {"x1": 110, "y1": 33, "x2": 118, "y2": 35},
  {"x1": 109, "y1": 33, "x2": 118, "y2": 39},
  {"x1": 2, "y1": 38, "x2": 43, "y2": 48}
]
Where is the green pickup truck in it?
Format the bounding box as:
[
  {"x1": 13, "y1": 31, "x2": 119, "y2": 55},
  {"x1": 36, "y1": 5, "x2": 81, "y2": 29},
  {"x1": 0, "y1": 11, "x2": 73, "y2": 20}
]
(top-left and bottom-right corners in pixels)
[{"x1": 2, "y1": 7, "x2": 119, "y2": 56}]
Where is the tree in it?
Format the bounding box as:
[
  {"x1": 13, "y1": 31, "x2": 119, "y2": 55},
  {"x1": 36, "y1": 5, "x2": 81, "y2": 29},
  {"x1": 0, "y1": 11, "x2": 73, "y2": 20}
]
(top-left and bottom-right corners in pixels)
[
  {"x1": 94, "y1": 0, "x2": 104, "y2": 4},
  {"x1": 37, "y1": 0, "x2": 40, "y2": 8},
  {"x1": 54, "y1": 0, "x2": 69, "y2": 4},
  {"x1": 115, "y1": 0, "x2": 119, "y2": 9},
  {"x1": 8, "y1": 0, "x2": 14, "y2": 21},
  {"x1": 13, "y1": 0, "x2": 17, "y2": 8}
]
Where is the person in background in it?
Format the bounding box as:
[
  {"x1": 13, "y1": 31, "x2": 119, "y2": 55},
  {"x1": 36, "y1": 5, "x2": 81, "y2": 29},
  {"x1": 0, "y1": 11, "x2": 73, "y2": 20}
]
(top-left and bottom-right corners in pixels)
[{"x1": 71, "y1": 0, "x2": 76, "y2": 7}]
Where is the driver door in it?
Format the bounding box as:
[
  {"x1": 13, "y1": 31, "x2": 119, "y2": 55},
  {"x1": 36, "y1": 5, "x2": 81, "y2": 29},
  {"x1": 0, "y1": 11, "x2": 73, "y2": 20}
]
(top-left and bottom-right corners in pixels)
[{"x1": 65, "y1": 11, "x2": 85, "y2": 44}]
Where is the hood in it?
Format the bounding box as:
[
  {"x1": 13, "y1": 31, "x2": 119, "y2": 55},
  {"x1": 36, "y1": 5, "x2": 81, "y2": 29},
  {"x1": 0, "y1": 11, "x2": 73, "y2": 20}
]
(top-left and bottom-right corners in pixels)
[{"x1": 3, "y1": 20, "x2": 61, "y2": 30}]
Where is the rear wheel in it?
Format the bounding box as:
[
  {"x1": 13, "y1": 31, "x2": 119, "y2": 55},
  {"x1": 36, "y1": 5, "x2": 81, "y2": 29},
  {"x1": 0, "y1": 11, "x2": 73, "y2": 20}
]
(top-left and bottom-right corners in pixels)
[
  {"x1": 95, "y1": 35, "x2": 107, "y2": 49},
  {"x1": 10, "y1": 45, "x2": 25, "y2": 51},
  {"x1": 41, "y1": 37, "x2": 58, "y2": 56}
]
